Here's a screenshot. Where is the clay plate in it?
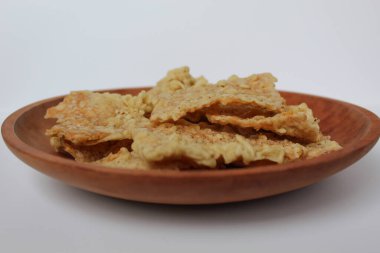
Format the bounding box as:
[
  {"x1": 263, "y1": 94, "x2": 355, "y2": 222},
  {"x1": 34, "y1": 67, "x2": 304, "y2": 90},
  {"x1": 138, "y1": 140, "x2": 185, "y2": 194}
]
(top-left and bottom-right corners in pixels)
[{"x1": 2, "y1": 88, "x2": 380, "y2": 204}]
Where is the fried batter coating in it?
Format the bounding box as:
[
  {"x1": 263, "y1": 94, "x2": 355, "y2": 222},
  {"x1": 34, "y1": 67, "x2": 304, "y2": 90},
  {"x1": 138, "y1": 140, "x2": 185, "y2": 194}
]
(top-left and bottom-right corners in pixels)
[
  {"x1": 206, "y1": 103, "x2": 321, "y2": 142},
  {"x1": 150, "y1": 73, "x2": 285, "y2": 122}
]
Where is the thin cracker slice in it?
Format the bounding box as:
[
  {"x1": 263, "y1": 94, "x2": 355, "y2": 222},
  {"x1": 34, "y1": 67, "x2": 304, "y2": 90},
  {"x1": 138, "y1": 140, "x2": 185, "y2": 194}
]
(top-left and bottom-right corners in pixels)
[
  {"x1": 131, "y1": 121, "x2": 341, "y2": 169},
  {"x1": 45, "y1": 91, "x2": 150, "y2": 145},
  {"x1": 145, "y1": 66, "x2": 209, "y2": 110},
  {"x1": 131, "y1": 122, "x2": 307, "y2": 168},
  {"x1": 94, "y1": 148, "x2": 187, "y2": 170},
  {"x1": 150, "y1": 73, "x2": 285, "y2": 122},
  {"x1": 206, "y1": 103, "x2": 321, "y2": 142},
  {"x1": 94, "y1": 148, "x2": 154, "y2": 170},
  {"x1": 50, "y1": 136, "x2": 132, "y2": 162},
  {"x1": 305, "y1": 138, "x2": 342, "y2": 159}
]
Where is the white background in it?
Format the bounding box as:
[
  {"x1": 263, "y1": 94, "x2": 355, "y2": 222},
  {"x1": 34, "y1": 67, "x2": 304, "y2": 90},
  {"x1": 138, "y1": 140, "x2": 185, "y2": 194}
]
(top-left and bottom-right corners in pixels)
[{"x1": 1, "y1": 0, "x2": 379, "y2": 252}]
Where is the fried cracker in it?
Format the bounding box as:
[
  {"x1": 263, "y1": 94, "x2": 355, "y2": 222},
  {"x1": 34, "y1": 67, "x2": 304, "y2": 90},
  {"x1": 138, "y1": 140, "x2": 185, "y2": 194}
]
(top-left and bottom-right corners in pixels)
[
  {"x1": 131, "y1": 122, "x2": 308, "y2": 168},
  {"x1": 94, "y1": 148, "x2": 152, "y2": 170},
  {"x1": 150, "y1": 73, "x2": 285, "y2": 122},
  {"x1": 145, "y1": 66, "x2": 209, "y2": 110},
  {"x1": 50, "y1": 136, "x2": 132, "y2": 162},
  {"x1": 45, "y1": 91, "x2": 150, "y2": 145},
  {"x1": 305, "y1": 138, "x2": 342, "y2": 159},
  {"x1": 206, "y1": 103, "x2": 321, "y2": 142},
  {"x1": 94, "y1": 148, "x2": 184, "y2": 170}
]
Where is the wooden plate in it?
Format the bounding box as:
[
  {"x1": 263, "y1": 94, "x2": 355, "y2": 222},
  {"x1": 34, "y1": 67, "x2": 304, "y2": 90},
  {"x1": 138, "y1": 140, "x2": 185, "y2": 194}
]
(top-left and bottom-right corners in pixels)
[{"x1": 2, "y1": 88, "x2": 380, "y2": 204}]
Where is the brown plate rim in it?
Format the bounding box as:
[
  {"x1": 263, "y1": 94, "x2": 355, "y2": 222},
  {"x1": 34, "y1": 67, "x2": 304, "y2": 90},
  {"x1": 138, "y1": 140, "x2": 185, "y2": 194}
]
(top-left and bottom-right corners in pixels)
[{"x1": 2, "y1": 88, "x2": 380, "y2": 179}]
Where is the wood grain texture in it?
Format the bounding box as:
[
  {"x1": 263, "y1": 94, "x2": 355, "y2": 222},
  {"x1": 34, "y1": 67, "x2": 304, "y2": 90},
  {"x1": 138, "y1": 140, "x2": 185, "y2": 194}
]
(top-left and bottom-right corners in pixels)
[{"x1": 2, "y1": 88, "x2": 380, "y2": 204}]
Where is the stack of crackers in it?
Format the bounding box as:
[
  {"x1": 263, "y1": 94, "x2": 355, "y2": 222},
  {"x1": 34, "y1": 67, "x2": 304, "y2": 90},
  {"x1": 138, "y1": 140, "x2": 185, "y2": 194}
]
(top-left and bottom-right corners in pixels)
[{"x1": 45, "y1": 67, "x2": 341, "y2": 170}]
